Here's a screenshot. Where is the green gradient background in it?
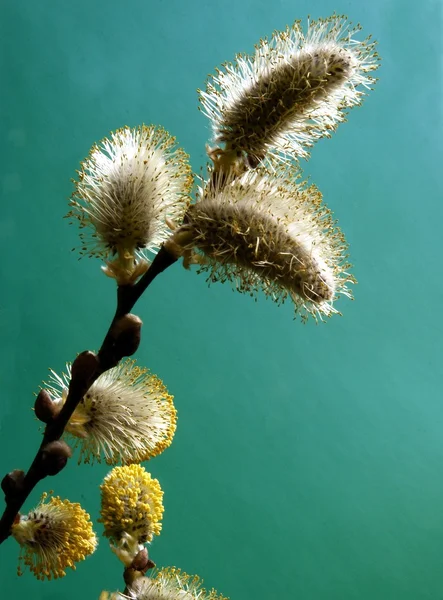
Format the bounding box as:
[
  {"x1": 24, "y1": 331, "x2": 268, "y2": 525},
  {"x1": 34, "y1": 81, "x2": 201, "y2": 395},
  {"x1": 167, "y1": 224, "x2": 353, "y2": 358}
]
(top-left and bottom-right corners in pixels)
[{"x1": 0, "y1": 0, "x2": 442, "y2": 598}]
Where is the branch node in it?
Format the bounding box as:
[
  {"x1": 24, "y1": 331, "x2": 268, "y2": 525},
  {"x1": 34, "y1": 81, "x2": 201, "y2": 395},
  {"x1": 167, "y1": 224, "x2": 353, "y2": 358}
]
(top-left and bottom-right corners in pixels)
[
  {"x1": 34, "y1": 389, "x2": 60, "y2": 423},
  {"x1": 71, "y1": 351, "x2": 100, "y2": 384},
  {"x1": 41, "y1": 441, "x2": 72, "y2": 476},
  {"x1": 1, "y1": 470, "x2": 25, "y2": 499},
  {"x1": 110, "y1": 314, "x2": 143, "y2": 359}
]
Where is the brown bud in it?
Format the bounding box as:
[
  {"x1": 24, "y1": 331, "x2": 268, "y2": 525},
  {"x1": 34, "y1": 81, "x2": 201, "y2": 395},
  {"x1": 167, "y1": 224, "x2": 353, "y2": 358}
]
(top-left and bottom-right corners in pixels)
[
  {"x1": 41, "y1": 441, "x2": 72, "y2": 476},
  {"x1": 71, "y1": 350, "x2": 99, "y2": 382},
  {"x1": 131, "y1": 548, "x2": 155, "y2": 572},
  {"x1": 111, "y1": 314, "x2": 142, "y2": 359},
  {"x1": 1, "y1": 469, "x2": 25, "y2": 497},
  {"x1": 34, "y1": 389, "x2": 60, "y2": 423},
  {"x1": 123, "y1": 548, "x2": 155, "y2": 587}
]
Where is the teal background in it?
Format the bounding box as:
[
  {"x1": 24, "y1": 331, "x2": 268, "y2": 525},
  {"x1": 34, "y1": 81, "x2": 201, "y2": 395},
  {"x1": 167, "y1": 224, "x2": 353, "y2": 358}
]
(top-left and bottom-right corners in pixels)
[{"x1": 0, "y1": 0, "x2": 442, "y2": 598}]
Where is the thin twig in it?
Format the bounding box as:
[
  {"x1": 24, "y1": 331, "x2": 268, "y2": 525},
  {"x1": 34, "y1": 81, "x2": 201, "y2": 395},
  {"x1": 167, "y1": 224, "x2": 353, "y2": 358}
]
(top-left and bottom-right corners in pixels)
[{"x1": 0, "y1": 245, "x2": 177, "y2": 544}]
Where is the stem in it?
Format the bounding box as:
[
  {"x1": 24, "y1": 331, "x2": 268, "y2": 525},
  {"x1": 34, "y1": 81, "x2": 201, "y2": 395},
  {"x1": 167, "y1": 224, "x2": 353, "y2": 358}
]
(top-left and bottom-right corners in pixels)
[{"x1": 0, "y1": 245, "x2": 177, "y2": 544}]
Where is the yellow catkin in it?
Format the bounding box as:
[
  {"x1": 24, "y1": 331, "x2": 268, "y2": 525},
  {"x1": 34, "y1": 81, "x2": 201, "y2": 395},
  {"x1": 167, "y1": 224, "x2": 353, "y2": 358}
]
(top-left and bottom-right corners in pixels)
[
  {"x1": 99, "y1": 465, "x2": 164, "y2": 544},
  {"x1": 11, "y1": 494, "x2": 97, "y2": 580}
]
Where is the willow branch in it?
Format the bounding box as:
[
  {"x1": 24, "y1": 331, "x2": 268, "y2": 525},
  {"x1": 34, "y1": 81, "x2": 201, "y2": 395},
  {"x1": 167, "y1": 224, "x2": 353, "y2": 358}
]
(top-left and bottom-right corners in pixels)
[{"x1": 0, "y1": 245, "x2": 177, "y2": 544}]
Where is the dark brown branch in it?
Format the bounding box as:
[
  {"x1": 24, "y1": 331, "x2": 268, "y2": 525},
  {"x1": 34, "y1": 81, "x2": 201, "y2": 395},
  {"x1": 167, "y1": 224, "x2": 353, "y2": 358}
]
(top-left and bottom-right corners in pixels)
[{"x1": 0, "y1": 245, "x2": 177, "y2": 544}]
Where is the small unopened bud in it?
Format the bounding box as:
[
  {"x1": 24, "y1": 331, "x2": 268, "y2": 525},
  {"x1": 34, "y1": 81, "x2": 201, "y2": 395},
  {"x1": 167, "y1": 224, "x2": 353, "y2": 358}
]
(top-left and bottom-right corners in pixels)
[
  {"x1": 71, "y1": 351, "x2": 99, "y2": 382},
  {"x1": 122, "y1": 548, "x2": 154, "y2": 587},
  {"x1": 111, "y1": 314, "x2": 142, "y2": 359},
  {"x1": 1, "y1": 469, "x2": 25, "y2": 497},
  {"x1": 41, "y1": 441, "x2": 72, "y2": 476},
  {"x1": 131, "y1": 548, "x2": 155, "y2": 573},
  {"x1": 34, "y1": 389, "x2": 60, "y2": 423}
]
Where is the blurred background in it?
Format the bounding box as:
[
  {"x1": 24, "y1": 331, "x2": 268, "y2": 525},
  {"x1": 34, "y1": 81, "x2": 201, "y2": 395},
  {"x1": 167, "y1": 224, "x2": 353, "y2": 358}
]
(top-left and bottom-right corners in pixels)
[{"x1": 0, "y1": 0, "x2": 442, "y2": 598}]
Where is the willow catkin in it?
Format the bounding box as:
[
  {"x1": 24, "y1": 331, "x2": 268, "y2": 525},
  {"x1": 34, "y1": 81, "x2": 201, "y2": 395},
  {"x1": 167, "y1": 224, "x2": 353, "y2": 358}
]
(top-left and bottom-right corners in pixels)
[{"x1": 199, "y1": 14, "x2": 379, "y2": 164}]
